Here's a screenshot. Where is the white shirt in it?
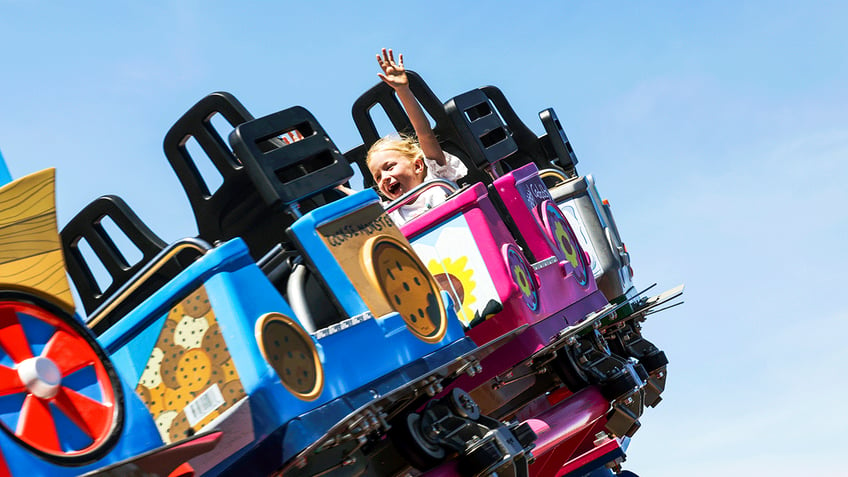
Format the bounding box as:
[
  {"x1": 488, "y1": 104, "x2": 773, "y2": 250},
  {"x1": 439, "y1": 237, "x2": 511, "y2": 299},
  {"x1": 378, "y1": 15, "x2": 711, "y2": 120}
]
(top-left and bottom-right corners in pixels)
[{"x1": 386, "y1": 151, "x2": 467, "y2": 225}]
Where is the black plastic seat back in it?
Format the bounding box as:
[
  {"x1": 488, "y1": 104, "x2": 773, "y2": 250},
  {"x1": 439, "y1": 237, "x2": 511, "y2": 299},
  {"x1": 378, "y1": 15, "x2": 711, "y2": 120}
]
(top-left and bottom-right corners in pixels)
[
  {"x1": 229, "y1": 105, "x2": 353, "y2": 209},
  {"x1": 475, "y1": 85, "x2": 577, "y2": 176},
  {"x1": 164, "y1": 92, "x2": 298, "y2": 260},
  {"x1": 444, "y1": 88, "x2": 520, "y2": 178},
  {"x1": 537, "y1": 107, "x2": 579, "y2": 175},
  {"x1": 230, "y1": 106, "x2": 355, "y2": 330},
  {"x1": 348, "y1": 71, "x2": 472, "y2": 188},
  {"x1": 60, "y1": 195, "x2": 184, "y2": 334}
]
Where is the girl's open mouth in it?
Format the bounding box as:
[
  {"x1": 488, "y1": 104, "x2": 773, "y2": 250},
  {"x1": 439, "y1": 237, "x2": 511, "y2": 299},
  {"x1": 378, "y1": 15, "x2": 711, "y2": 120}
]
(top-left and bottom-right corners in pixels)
[{"x1": 387, "y1": 182, "x2": 401, "y2": 197}]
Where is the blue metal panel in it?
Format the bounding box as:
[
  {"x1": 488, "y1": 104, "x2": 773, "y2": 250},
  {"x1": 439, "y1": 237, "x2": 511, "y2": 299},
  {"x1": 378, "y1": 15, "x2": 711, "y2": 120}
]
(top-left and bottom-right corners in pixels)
[
  {"x1": 288, "y1": 189, "x2": 380, "y2": 318},
  {"x1": 0, "y1": 149, "x2": 10, "y2": 185}
]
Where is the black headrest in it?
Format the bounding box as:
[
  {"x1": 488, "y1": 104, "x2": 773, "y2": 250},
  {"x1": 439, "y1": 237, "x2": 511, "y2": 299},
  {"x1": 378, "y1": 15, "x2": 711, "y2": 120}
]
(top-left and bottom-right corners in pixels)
[
  {"x1": 163, "y1": 92, "x2": 297, "y2": 260},
  {"x1": 538, "y1": 107, "x2": 579, "y2": 173},
  {"x1": 229, "y1": 106, "x2": 352, "y2": 208},
  {"x1": 473, "y1": 85, "x2": 576, "y2": 174},
  {"x1": 444, "y1": 88, "x2": 519, "y2": 172}
]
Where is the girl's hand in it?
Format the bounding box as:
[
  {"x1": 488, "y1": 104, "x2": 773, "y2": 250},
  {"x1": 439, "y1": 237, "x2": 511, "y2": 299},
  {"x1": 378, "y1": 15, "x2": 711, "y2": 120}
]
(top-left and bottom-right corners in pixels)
[{"x1": 376, "y1": 48, "x2": 408, "y2": 89}]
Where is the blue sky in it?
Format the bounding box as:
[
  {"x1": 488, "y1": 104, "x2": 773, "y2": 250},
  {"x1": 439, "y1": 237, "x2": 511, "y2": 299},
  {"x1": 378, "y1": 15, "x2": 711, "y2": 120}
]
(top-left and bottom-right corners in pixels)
[{"x1": 2, "y1": 2, "x2": 847, "y2": 475}]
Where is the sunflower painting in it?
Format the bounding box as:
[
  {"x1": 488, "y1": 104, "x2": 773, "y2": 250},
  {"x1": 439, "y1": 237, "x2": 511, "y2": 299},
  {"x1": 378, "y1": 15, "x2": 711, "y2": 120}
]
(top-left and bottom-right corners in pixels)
[
  {"x1": 410, "y1": 215, "x2": 500, "y2": 327},
  {"x1": 427, "y1": 256, "x2": 476, "y2": 323}
]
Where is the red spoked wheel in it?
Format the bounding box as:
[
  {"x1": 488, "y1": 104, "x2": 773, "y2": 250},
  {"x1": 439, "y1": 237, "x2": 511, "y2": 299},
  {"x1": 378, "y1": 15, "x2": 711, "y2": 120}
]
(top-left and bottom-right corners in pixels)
[{"x1": 0, "y1": 291, "x2": 123, "y2": 465}]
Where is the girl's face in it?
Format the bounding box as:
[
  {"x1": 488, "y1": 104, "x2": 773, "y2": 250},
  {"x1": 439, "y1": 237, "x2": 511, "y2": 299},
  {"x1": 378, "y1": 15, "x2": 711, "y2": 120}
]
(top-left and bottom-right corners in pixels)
[{"x1": 368, "y1": 150, "x2": 425, "y2": 200}]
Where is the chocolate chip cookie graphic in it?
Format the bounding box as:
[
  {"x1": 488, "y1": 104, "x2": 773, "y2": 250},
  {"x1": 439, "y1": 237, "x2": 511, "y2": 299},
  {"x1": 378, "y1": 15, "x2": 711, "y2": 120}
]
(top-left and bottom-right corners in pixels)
[
  {"x1": 159, "y1": 342, "x2": 186, "y2": 389},
  {"x1": 202, "y1": 323, "x2": 229, "y2": 366},
  {"x1": 219, "y1": 379, "x2": 246, "y2": 407},
  {"x1": 182, "y1": 287, "x2": 212, "y2": 318},
  {"x1": 168, "y1": 410, "x2": 191, "y2": 443},
  {"x1": 138, "y1": 346, "x2": 165, "y2": 389},
  {"x1": 176, "y1": 349, "x2": 213, "y2": 393},
  {"x1": 174, "y1": 314, "x2": 209, "y2": 349}
]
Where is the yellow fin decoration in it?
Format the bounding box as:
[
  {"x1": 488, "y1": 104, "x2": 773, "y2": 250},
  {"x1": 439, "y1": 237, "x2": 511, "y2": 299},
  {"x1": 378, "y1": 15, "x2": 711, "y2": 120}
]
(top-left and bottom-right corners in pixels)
[{"x1": 0, "y1": 168, "x2": 75, "y2": 312}]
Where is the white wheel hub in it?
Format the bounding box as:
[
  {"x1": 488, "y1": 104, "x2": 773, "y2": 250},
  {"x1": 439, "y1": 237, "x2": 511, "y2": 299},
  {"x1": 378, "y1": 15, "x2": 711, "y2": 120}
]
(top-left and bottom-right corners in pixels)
[{"x1": 18, "y1": 356, "x2": 62, "y2": 399}]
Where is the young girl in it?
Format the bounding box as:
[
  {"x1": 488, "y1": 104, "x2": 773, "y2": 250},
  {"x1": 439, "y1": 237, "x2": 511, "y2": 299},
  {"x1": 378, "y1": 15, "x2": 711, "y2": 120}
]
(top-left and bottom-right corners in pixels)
[{"x1": 366, "y1": 49, "x2": 467, "y2": 225}]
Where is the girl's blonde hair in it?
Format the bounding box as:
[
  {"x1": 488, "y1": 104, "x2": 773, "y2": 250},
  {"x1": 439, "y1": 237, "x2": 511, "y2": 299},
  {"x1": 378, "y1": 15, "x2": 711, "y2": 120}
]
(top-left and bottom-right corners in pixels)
[{"x1": 366, "y1": 133, "x2": 424, "y2": 166}]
